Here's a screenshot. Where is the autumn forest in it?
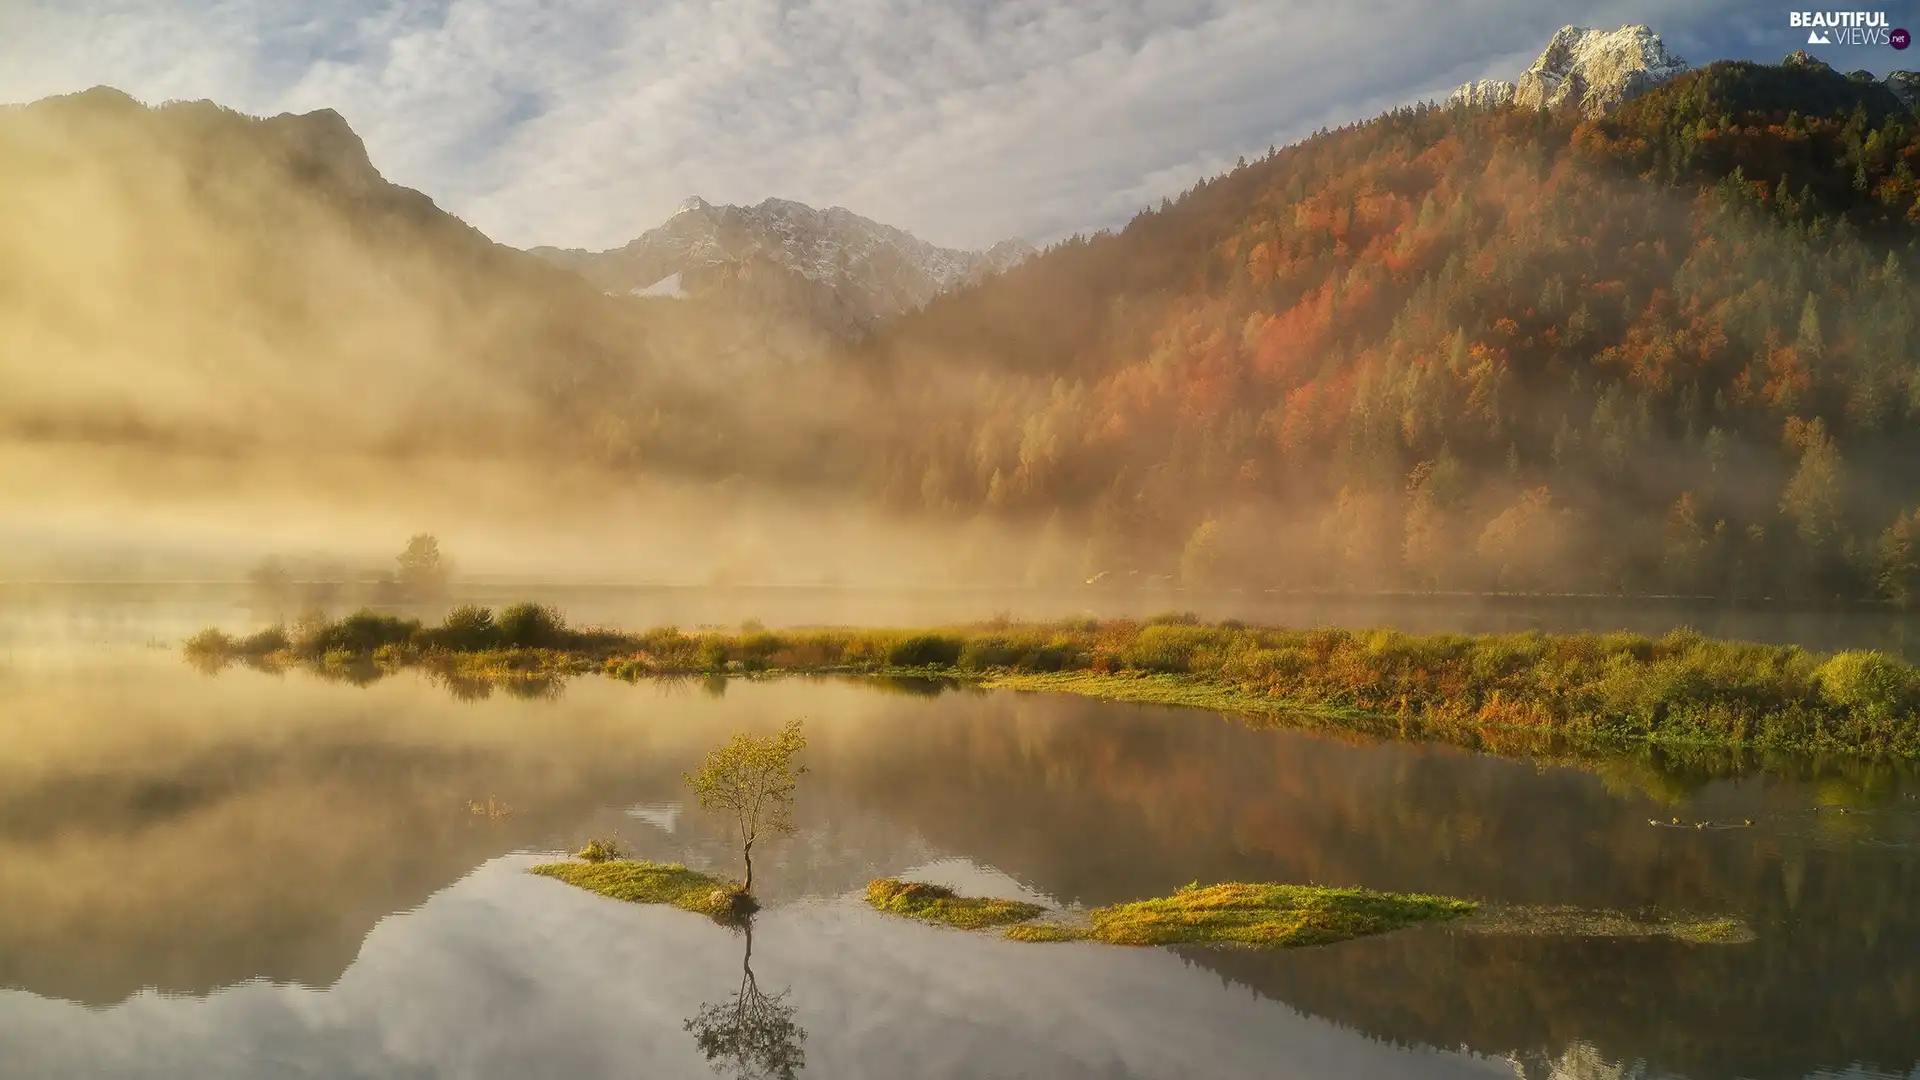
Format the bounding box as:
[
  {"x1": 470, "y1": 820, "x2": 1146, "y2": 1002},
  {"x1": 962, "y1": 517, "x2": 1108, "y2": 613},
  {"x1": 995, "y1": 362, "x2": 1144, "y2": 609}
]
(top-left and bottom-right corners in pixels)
[{"x1": 856, "y1": 55, "x2": 1920, "y2": 603}]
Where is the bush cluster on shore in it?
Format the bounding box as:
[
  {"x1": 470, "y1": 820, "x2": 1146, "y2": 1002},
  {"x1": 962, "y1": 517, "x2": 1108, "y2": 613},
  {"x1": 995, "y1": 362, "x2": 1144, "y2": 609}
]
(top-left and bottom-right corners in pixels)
[{"x1": 185, "y1": 607, "x2": 1920, "y2": 756}]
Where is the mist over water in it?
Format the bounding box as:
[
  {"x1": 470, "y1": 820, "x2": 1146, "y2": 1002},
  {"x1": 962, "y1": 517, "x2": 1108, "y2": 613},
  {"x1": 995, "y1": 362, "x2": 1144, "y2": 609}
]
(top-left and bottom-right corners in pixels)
[{"x1": 0, "y1": 639, "x2": 1916, "y2": 1079}]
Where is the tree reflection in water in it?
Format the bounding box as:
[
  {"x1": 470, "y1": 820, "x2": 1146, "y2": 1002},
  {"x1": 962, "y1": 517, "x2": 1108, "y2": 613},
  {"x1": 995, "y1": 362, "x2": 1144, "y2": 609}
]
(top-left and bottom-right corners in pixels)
[{"x1": 684, "y1": 921, "x2": 806, "y2": 1080}]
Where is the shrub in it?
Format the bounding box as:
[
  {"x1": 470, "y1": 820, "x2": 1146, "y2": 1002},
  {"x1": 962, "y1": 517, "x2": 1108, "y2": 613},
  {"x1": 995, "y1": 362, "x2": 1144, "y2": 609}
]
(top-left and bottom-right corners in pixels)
[
  {"x1": 498, "y1": 603, "x2": 567, "y2": 648},
  {"x1": 576, "y1": 837, "x2": 625, "y2": 863},
  {"x1": 1145, "y1": 610, "x2": 1201, "y2": 626},
  {"x1": 887, "y1": 634, "x2": 964, "y2": 667},
  {"x1": 1816, "y1": 651, "x2": 1918, "y2": 719},
  {"x1": 295, "y1": 609, "x2": 421, "y2": 658},
  {"x1": 238, "y1": 625, "x2": 290, "y2": 656},
  {"x1": 1122, "y1": 624, "x2": 1218, "y2": 673},
  {"x1": 183, "y1": 628, "x2": 237, "y2": 657},
  {"x1": 957, "y1": 636, "x2": 1021, "y2": 670},
  {"x1": 737, "y1": 631, "x2": 783, "y2": 659},
  {"x1": 698, "y1": 637, "x2": 730, "y2": 672},
  {"x1": 1020, "y1": 641, "x2": 1081, "y2": 672},
  {"x1": 434, "y1": 605, "x2": 499, "y2": 651}
]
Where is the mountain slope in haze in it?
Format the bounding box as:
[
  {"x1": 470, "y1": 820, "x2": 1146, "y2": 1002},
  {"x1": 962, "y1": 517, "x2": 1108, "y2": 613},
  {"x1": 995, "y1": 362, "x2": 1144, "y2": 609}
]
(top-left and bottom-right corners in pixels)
[
  {"x1": 0, "y1": 85, "x2": 1043, "y2": 586},
  {"x1": 529, "y1": 196, "x2": 1034, "y2": 333},
  {"x1": 0, "y1": 86, "x2": 642, "y2": 459},
  {"x1": 862, "y1": 44, "x2": 1920, "y2": 601},
  {"x1": 0, "y1": 86, "x2": 897, "y2": 482}
]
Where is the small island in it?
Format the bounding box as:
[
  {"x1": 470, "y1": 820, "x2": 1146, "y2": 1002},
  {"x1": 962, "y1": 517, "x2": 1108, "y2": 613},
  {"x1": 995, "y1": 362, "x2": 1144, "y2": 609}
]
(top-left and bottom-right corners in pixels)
[
  {"x1": 865, "y1": 878, "x2": 1477, "y2": 948},
  {"x1": 531, "y1": 856, "x2": 754, "y2": 921}
]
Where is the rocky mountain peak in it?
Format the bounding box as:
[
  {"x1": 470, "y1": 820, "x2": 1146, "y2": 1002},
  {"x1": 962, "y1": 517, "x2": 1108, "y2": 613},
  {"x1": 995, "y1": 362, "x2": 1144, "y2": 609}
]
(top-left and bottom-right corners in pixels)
[
  {"x1": 1448, "y1": 24, "x2": 1688, "y2": 117},
  {"x1": 529, "y1": 198, "x2": 1031, "y2": 332},
  {"x1": 1888, "y1": 71, "x2": 1920, "y2": 107}
]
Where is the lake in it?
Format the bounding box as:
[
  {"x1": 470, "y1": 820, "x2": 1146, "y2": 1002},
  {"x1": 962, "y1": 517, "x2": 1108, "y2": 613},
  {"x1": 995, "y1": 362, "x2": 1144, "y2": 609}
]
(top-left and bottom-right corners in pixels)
[{"x1": 1, "y1": 631, "x2": 1918, "y2": 1078}]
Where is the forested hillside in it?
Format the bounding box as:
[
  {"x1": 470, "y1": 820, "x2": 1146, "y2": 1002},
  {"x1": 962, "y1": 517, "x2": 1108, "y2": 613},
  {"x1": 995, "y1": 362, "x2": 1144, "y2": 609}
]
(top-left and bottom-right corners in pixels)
[{"x1": 864, "y1": 54, "x2": 1920, "y2": 602}]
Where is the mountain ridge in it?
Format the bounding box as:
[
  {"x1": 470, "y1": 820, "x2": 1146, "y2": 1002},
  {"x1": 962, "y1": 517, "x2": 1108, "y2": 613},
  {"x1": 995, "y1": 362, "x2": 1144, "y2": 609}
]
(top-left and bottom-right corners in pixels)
[{"x1": 529, "y1": 196, "x2": 1034, "y2": 331}]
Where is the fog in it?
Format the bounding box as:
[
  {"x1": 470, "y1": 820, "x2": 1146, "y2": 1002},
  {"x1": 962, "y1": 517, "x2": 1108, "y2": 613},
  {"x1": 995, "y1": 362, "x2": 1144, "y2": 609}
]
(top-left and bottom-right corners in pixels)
[
  {"x1": 0, "y1": 88, "x2": 1055, "y2": 589},
  {"x1": 6, "y1": 79, "x2": 1918, "y2": 608}
]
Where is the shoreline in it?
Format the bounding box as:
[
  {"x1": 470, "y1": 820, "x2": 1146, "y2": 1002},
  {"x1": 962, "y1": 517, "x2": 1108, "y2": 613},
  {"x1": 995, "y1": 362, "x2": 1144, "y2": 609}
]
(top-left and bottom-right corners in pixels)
[{"x1": 183, "y1": 608, "x2": 1920, "y2": 762}]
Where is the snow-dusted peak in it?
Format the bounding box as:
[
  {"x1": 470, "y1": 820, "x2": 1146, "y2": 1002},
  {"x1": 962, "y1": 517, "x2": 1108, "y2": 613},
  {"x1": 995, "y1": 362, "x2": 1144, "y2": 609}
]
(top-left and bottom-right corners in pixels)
[
  {"x1": 1450, "y1": 24, "x2": 1688, "y2": 117},
  {"x1": 530, "y1": 197, "x2": 1032, "y2": 330},
  {"x1": 1448, "y1": 79, "x2": 1517, "y2": 109}
]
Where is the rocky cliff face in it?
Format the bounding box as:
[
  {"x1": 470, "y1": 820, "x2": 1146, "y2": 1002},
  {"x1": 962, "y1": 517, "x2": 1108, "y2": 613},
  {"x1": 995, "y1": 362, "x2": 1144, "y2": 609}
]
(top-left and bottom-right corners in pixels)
[
  {"x1": 1448, "y1": 25, "x2": 1688, "y2": 116},
  {"x1": 530, "y1": 197, "x2": 1033, "y2": 332},
  {"x1": 1888, "y1": 71, "x2": 1920, "y2": 108}
]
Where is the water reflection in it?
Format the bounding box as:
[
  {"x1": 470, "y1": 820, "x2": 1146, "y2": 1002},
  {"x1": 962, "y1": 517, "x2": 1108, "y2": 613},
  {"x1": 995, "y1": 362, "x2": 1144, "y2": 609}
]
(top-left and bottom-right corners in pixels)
[
  {"x1": 684, "y1": 922, "x2": 807, "y2": 1080},
  {"x1": 1, "y1": 653, "x2": 1917, "y2": 1080}
]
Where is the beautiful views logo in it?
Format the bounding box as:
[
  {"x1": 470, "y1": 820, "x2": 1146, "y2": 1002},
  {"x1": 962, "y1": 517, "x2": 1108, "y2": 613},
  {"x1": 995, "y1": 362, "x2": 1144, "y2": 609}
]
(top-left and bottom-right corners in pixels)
[{"x1": 1789, "y1": 11, "x2": 1897, "y2": 45}]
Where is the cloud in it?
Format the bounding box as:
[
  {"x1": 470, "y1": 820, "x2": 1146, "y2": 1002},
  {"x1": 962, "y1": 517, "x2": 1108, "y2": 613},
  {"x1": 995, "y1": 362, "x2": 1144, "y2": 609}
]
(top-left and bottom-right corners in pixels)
[{"x1": 0, "y1": 0, "x2": 1818, "y2": 251}]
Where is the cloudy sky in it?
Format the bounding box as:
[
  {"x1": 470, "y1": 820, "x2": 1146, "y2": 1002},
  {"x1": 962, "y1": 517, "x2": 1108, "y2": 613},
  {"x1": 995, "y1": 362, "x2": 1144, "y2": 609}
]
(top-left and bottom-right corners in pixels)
[{"x1": 0, "y1": 1, "x2": 1894, "y2": 251}]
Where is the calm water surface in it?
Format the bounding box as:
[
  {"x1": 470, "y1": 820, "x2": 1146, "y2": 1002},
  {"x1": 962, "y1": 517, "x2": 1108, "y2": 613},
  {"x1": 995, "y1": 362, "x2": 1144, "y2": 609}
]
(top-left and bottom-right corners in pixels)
[{"x1": 1, "y1": 637, "x2": 1917, "y2": 1078}]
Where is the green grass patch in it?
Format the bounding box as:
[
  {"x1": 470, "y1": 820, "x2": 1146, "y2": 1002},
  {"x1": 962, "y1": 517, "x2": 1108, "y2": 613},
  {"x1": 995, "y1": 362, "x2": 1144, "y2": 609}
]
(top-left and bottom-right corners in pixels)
[
  {"x1": 864, "y1": 878, "x2": 1046, "y2": 929},
  {"x1": 980, "y1": 670, "x2": 1361, "y2": 723},
  {"x1": 1084, "y1": 882, "x2": 1477, "y2": 948},
  {"x1": 531, "y1": 859, "x2": 755, "y2": 921},
  {"x1": 1002, "y1": 923, "x2": 1091, "y2": 943}
]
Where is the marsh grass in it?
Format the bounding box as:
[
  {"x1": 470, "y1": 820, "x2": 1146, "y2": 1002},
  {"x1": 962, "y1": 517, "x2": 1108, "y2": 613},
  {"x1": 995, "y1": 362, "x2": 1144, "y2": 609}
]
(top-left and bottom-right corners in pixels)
[
  {"x1": 1083, "y1": 882, "x2": 1477, "y2": 948},
  {"x1": 864, "y1": 878, "x2": 1045, "y2": 929},
  {"x1": 530, "y1": 858, "x2": 756, "y2": 922},
  {"x1": 183, "y1": 610, "x2": 1920, "y2": 757}
]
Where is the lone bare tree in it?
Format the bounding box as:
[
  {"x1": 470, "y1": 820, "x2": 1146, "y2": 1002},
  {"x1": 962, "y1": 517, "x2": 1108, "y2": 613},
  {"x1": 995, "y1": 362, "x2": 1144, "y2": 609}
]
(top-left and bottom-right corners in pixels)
[{"x1": 686, "y1": 719, "x2": 806, "y2": 895}]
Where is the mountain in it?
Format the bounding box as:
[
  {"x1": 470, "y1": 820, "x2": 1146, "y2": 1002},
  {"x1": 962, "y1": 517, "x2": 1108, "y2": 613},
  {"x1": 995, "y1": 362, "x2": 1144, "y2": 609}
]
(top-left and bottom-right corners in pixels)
[
  {"x1": 1448, "y1": 25, "x2": 1689, "y2": 115},
  {"x1": 0, "y1": 86, "x2": 620, "y2": 458},
  {"x1": 528, "y1": 197, "x2": 1034, "y2": 332},
  {"x1": 1891, "y1": 71, "x2": 1920, "y2": 108},
  {"x1": 0, "y1": 86, "x2": 894, "y2": 497},
  {"x1": 860, "y1": 41, "x2": 1920, "y2": 599}
]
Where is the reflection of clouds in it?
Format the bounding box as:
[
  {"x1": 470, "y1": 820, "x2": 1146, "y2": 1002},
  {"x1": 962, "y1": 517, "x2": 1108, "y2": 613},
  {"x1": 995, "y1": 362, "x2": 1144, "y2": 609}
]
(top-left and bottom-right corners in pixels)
[
  {"x1": 0, "y1": 855, "x2": 1507, "y2": 1080},
  {"x1": 892, "y1": 856, "x2": 1059, "y2": 910},
  {"x1": 625, "y1": 803, "x2": 682, "y2": 835}
]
